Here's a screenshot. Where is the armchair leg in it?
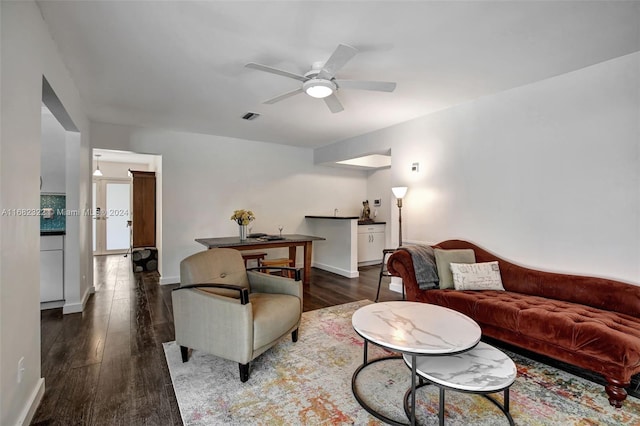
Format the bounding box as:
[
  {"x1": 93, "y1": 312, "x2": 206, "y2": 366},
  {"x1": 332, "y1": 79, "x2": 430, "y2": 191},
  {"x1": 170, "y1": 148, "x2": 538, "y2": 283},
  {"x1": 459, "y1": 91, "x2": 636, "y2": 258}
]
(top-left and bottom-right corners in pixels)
[
  {"x1": 292, "y1": 328, "x2": 299, "y2": 342},
  {"x1": 180, "y1": 346, "x2": 189, "y2": 362},
  {"x1": 239, "y1": 363, "x2": 250, "y2": 382}
]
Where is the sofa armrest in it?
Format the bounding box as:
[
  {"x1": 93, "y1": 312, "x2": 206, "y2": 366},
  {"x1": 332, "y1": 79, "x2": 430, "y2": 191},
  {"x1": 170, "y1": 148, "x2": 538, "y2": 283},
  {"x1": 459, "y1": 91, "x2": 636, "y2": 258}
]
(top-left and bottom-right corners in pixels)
[{"x1": 387, "y1": 249, "x2": 426, "y2": 301}]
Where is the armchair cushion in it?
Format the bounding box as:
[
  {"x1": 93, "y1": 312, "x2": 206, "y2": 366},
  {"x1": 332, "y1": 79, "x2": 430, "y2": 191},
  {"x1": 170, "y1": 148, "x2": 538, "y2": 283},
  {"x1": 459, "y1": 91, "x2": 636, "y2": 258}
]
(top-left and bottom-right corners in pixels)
[{"x1": 249, "y1": 293, "x2": 301, "y2": 350}]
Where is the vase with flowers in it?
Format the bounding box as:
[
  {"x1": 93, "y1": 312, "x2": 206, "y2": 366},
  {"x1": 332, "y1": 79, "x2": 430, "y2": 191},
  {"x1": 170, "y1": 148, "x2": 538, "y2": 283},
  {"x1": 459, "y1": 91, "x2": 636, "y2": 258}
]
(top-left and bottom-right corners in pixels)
[{"x1": 230, "y1": 209, "x2": 255, "y2": 241}]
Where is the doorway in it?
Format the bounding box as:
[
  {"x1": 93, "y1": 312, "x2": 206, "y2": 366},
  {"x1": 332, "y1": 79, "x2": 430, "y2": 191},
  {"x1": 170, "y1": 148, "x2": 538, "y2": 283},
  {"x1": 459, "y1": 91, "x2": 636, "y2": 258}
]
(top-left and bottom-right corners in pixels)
[
  {"x1": 93, "y1": 178, "x2": 131, "y2": 255},
  {"x1": 91, "y1": 148, "x2": 162, "y2": 275}
]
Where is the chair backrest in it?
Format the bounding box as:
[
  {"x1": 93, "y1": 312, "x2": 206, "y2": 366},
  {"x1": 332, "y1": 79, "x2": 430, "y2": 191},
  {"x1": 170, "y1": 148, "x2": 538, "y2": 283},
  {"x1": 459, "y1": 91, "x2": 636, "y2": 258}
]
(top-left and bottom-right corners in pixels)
[{"x1": 180, "y1": 248, "x2": 250, "y2": 298}]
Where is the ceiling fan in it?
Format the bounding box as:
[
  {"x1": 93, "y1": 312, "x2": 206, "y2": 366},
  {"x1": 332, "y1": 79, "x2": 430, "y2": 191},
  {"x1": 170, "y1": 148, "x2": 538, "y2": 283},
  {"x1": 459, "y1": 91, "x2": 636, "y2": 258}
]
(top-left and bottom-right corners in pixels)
[{"x1": 245, "y1": 44, "x2": 396, "y2": 113}]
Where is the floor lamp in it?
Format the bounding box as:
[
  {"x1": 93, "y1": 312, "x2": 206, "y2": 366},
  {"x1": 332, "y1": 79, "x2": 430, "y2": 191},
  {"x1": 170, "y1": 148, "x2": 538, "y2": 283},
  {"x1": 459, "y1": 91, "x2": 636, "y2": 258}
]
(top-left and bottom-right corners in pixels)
[{"x1": 391, "y1": 186, "x2": 408, "y2": 247}]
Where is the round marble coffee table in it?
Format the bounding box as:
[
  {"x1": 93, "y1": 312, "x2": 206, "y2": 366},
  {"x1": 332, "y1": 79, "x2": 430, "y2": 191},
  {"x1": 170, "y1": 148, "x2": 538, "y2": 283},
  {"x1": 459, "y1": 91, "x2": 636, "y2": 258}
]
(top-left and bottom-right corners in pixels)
[
  {"x1": 403, "y1": 341, "x2": 517, "y2": 425},
  {"x1": 351, "y1": 301, "x2": 482, "y2": 426}
]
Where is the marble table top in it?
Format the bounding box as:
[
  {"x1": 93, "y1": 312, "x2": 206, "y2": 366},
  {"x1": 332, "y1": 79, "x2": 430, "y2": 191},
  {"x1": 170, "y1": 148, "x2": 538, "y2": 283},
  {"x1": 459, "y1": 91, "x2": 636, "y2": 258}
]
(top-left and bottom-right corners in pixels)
[
  {"x1": 403, "y1": 341, "x2": 517, "y2": 392},
  {"x1": 352, "y1": 301, "x2": 481, "y2": 354}
]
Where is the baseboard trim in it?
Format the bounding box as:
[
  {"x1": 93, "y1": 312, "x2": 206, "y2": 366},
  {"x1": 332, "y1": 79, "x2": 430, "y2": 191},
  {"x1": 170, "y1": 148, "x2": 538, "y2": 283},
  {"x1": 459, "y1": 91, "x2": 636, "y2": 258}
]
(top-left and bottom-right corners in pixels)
[
  {"x1": 16, "y1": 377, "x2": 45, "y2": 425},
  {"x1": 389, "y1": 277, "x2": 403, "y2": 294},
  {"x1": 358, "y1": 260, "x2": 382, "y2": 267},
  {"x1": 62, "y1": 286, "x2": 94, "y2": 314},
  {"x1": 311, "y1": 262, "x2": 359, "y2": 278},
  {"x1": 160, "y1": 276, "x2": 179, "y2": 285},
  {"x1": 40, "y1": 300, "x2": 64, "y2": 310}
]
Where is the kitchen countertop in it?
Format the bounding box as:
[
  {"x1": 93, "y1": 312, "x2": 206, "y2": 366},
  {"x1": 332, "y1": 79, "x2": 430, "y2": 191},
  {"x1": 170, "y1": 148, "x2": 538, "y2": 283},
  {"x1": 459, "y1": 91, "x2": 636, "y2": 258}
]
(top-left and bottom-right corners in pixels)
[
  {"x1": 305, "y1": 215, "x2": 360, "y2": 220},
  {"x1": 305, "y1": 216, "x2": 385, "y2": 225},
  {"x1": 41, "y1": 230, "x2": 66, "y2": 236}
]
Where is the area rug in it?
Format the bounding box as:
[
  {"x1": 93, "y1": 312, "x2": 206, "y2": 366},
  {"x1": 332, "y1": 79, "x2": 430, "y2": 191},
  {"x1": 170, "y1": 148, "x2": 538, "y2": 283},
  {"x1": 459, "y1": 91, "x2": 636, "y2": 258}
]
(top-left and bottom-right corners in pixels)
[{"x1": 163, "y1": 300, "x2": 640, "y2": 425}]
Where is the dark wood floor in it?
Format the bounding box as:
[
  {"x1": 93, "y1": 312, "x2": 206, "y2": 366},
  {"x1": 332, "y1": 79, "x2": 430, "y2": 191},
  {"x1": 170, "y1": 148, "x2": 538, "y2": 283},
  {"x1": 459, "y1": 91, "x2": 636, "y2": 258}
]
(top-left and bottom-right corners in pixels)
[{"x1": 32, "y1": 255, "x2": 402, "y2": 425}]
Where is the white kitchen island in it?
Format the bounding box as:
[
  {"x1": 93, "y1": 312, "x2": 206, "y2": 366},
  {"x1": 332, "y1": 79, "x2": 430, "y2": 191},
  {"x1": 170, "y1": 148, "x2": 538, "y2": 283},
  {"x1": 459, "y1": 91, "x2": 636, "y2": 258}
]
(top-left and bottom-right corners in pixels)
[
  {"x1": 305, "y1": 216, "x2": 360, "y2": 278},
  {"x1": 305, "y1": 216, "x2": 387, "y2": 278}
]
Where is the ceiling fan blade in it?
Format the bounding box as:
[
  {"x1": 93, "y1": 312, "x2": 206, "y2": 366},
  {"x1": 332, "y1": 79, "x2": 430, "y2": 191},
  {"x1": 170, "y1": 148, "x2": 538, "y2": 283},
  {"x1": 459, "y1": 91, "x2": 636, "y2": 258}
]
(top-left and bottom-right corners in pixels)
[
  {"x1": 245, "y1": 63, "x2": 308, "y2": 82},
  {"x1": 264, "y1": 88, "x2": 304, "y2": 104},
  {"x1": 323, "y1": 94, "x2": 344, "y2": 113},
  {"x1": 318, "y1": 44, "x2": 358, "y2": 79},
  {"x1": 335, "y1": 80, "x2": 397, "y2": 92}
]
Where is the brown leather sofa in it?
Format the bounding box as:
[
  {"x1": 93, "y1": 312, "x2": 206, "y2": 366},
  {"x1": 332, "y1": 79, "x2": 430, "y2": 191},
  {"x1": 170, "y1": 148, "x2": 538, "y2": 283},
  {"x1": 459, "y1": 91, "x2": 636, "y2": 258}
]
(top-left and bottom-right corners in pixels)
[{"x1": 387, "y1": 239, "x2": 640, "y2": 408}]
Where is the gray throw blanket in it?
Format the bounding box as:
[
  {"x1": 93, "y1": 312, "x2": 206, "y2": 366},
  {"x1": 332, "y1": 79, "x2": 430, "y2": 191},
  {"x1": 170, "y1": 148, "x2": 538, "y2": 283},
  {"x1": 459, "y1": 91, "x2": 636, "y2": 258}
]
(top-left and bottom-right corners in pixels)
[{"x1": 399, "y1": 245, "x2": 439, "y2": 289}]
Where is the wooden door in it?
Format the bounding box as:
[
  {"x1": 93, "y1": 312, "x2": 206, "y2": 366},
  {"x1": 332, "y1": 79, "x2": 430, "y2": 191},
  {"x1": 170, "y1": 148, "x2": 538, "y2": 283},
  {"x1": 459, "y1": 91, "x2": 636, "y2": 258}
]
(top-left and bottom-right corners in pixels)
[{"x1": 131, "y1": 170, "x2": 156, "y2": 248}]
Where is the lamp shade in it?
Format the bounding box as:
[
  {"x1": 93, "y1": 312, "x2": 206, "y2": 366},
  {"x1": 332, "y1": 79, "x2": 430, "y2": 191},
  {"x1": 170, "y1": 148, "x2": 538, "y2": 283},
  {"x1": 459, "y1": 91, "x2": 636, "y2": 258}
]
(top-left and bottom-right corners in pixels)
[
  {"x1": 93, "y1": 154, "x2": 103, "y2": 176},
  {"x1": 391, "y1": 186, "x2": 408, "y2": 199}
]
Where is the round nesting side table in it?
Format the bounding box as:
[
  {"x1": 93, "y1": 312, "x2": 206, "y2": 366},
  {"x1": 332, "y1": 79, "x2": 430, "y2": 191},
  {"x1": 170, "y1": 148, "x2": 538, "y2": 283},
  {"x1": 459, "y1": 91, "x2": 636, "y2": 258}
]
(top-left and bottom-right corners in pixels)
[
  {"x1": 403, "y1": 341, "x2": 517, "y2": 425},
  {"x1": 351, "y1": 301, "x2": 482, "y2": 426}
]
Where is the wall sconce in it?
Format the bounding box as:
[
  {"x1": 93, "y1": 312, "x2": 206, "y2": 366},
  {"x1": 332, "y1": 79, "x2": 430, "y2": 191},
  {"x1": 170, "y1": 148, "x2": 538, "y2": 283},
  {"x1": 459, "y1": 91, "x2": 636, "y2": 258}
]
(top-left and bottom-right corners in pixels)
[
  {"x1": 93, "y1": 154, "x2": 103, "y2": 177},
  {"x1": 391, "y1": 186, "x2": 408, "y2": 246}
]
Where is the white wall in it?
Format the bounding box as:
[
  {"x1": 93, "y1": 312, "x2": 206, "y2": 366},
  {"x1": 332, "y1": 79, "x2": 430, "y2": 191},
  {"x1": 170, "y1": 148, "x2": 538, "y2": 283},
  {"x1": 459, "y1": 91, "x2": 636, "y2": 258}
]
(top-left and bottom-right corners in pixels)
[
  {"x1": 366, "y1": 167, "x2": 392, "y2": 247},
  {"x1": 64, "y1": 131, "x2": 87, "y2": 314},
  {"x1": 41, "y1": 109, "x2": 66, "y2": 193},
  {"x1": 90, "y1": 124, "x2": 368, "y2": 283},
  {"x1": 0, "y1": 2, "x2": 91, "y2": 424},
  {"x1": 317, "y1": 53, "x2": 640, "y2": 285}
]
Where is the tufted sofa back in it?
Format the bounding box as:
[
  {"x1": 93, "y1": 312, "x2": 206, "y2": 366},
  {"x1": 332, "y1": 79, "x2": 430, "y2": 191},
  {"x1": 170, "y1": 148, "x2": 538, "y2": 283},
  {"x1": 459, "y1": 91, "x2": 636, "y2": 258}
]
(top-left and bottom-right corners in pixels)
[{"x1": 434, "y1": 240, "x2": 640, "y2": 319}]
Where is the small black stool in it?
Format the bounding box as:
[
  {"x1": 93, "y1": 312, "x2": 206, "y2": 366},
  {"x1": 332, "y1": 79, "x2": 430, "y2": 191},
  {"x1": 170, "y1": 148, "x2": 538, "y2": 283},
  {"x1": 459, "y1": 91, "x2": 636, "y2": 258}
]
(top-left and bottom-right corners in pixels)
[
  {"x1": 375, "y1": 248, "x2": 404, "y2": 302},
  {"x1": 131, "y1": 247, "x2": 158, "y2": 272}
]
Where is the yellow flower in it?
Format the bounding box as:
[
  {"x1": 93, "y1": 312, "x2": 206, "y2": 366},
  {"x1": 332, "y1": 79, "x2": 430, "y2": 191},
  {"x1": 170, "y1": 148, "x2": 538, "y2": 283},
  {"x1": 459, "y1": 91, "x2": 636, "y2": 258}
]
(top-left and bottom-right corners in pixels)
[{"x1": 230, "y1": 209, "x2": 255, "y2": 226}]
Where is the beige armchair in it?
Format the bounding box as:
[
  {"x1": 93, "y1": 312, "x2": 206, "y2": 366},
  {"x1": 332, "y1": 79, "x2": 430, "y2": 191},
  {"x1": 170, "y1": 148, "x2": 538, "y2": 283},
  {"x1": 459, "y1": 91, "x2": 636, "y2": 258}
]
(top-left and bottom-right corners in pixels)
[{"x1": 172, "y1": 248, "x2": 303, "y2": 382}]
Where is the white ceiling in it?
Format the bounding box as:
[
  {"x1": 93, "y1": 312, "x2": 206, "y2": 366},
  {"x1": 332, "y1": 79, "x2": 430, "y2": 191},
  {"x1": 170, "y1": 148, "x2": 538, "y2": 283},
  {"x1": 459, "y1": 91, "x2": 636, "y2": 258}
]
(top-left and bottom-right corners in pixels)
[{"x1": 37, "y1": 1, "x2": 640, "y2": 149}]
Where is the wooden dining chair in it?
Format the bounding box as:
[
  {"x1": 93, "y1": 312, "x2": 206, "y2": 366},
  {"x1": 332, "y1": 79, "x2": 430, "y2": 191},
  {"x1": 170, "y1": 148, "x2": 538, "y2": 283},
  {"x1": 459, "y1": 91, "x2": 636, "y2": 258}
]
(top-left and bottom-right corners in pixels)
[{"x1": 259, "y1": 257, "x2": 295, "y2": 278}]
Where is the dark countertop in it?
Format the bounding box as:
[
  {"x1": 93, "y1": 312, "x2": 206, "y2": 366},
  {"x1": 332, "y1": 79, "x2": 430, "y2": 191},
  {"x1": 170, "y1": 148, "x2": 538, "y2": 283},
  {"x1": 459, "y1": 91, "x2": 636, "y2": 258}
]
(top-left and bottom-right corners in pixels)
[
  {"x1": 305, "y1": 215, "x2": 359, "y2": 220},
  {"x1": 41, "y1": 230, "x2": 66, "y2": 236},
  {"x1": 358, "y1": 221, "x2": 386, "y2": 225}
]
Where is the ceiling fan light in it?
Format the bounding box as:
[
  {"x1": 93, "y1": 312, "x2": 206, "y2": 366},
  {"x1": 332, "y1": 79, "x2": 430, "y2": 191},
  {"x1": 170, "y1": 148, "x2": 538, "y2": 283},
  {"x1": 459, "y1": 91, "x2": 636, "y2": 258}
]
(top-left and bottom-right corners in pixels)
[
  {"x1": 303, "y1": 79, "x2": 335, "y2": 99},
  {"x1": 306, "y1": 85, "x2": 333, "y2": 98}
]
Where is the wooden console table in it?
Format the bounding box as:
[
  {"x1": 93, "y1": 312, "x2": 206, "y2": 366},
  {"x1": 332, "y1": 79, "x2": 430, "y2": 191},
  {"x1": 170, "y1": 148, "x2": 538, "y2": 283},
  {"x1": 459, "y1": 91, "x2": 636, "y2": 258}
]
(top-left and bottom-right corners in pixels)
[{"x1": 195, "y1": 234, "x2": 325, "y2": 284}]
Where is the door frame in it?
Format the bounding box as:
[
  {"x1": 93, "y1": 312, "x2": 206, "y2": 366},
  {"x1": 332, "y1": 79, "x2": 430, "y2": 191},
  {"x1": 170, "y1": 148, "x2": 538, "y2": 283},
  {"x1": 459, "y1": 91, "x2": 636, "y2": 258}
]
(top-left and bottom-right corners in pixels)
[{"x1": 93, "y1": 177, "x2": 131, "y2": 255}]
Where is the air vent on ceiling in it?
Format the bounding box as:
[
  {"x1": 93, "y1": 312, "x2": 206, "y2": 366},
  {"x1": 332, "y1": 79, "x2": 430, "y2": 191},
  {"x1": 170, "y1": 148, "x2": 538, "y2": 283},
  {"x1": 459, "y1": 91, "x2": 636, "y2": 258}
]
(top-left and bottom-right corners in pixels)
[{"x1": 242, "y1": 112, "x2": 260, "y2": 120}]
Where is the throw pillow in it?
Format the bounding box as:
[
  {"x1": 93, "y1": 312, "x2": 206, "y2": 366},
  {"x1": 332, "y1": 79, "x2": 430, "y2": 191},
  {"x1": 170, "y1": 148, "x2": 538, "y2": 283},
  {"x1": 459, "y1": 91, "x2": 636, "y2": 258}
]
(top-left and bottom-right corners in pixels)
[
  {"x1": 450, "y1": 261, "x2": 505, "y2": 291},
  {"x1": 434, "y1": 248, "x2": 476, "y2": 289}
]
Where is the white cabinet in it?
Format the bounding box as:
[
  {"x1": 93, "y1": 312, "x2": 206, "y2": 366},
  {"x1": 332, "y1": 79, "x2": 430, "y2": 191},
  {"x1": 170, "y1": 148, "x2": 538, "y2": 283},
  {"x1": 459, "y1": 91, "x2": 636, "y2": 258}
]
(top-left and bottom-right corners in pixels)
[
  {"x1": 40, "y1": 235, "x2": 64, "y2": 303},
  {"x1": 358, "y1": 224, "x2": 385, "y2": 265}
]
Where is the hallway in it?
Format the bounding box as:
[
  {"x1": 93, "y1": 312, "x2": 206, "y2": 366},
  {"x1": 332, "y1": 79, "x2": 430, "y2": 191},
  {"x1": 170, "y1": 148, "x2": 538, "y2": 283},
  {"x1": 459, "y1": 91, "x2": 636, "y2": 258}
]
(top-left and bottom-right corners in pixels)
[{"x1": 34, "y1": 255, "x2": 180, "y2": 425}]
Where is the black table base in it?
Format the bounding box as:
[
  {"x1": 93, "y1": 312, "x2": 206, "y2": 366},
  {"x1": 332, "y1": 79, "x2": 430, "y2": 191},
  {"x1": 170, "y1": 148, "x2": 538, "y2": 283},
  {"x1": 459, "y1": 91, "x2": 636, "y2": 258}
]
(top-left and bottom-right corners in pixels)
[{"x1": 403, "y1": 381, "x2": 515, "y2": 426}]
